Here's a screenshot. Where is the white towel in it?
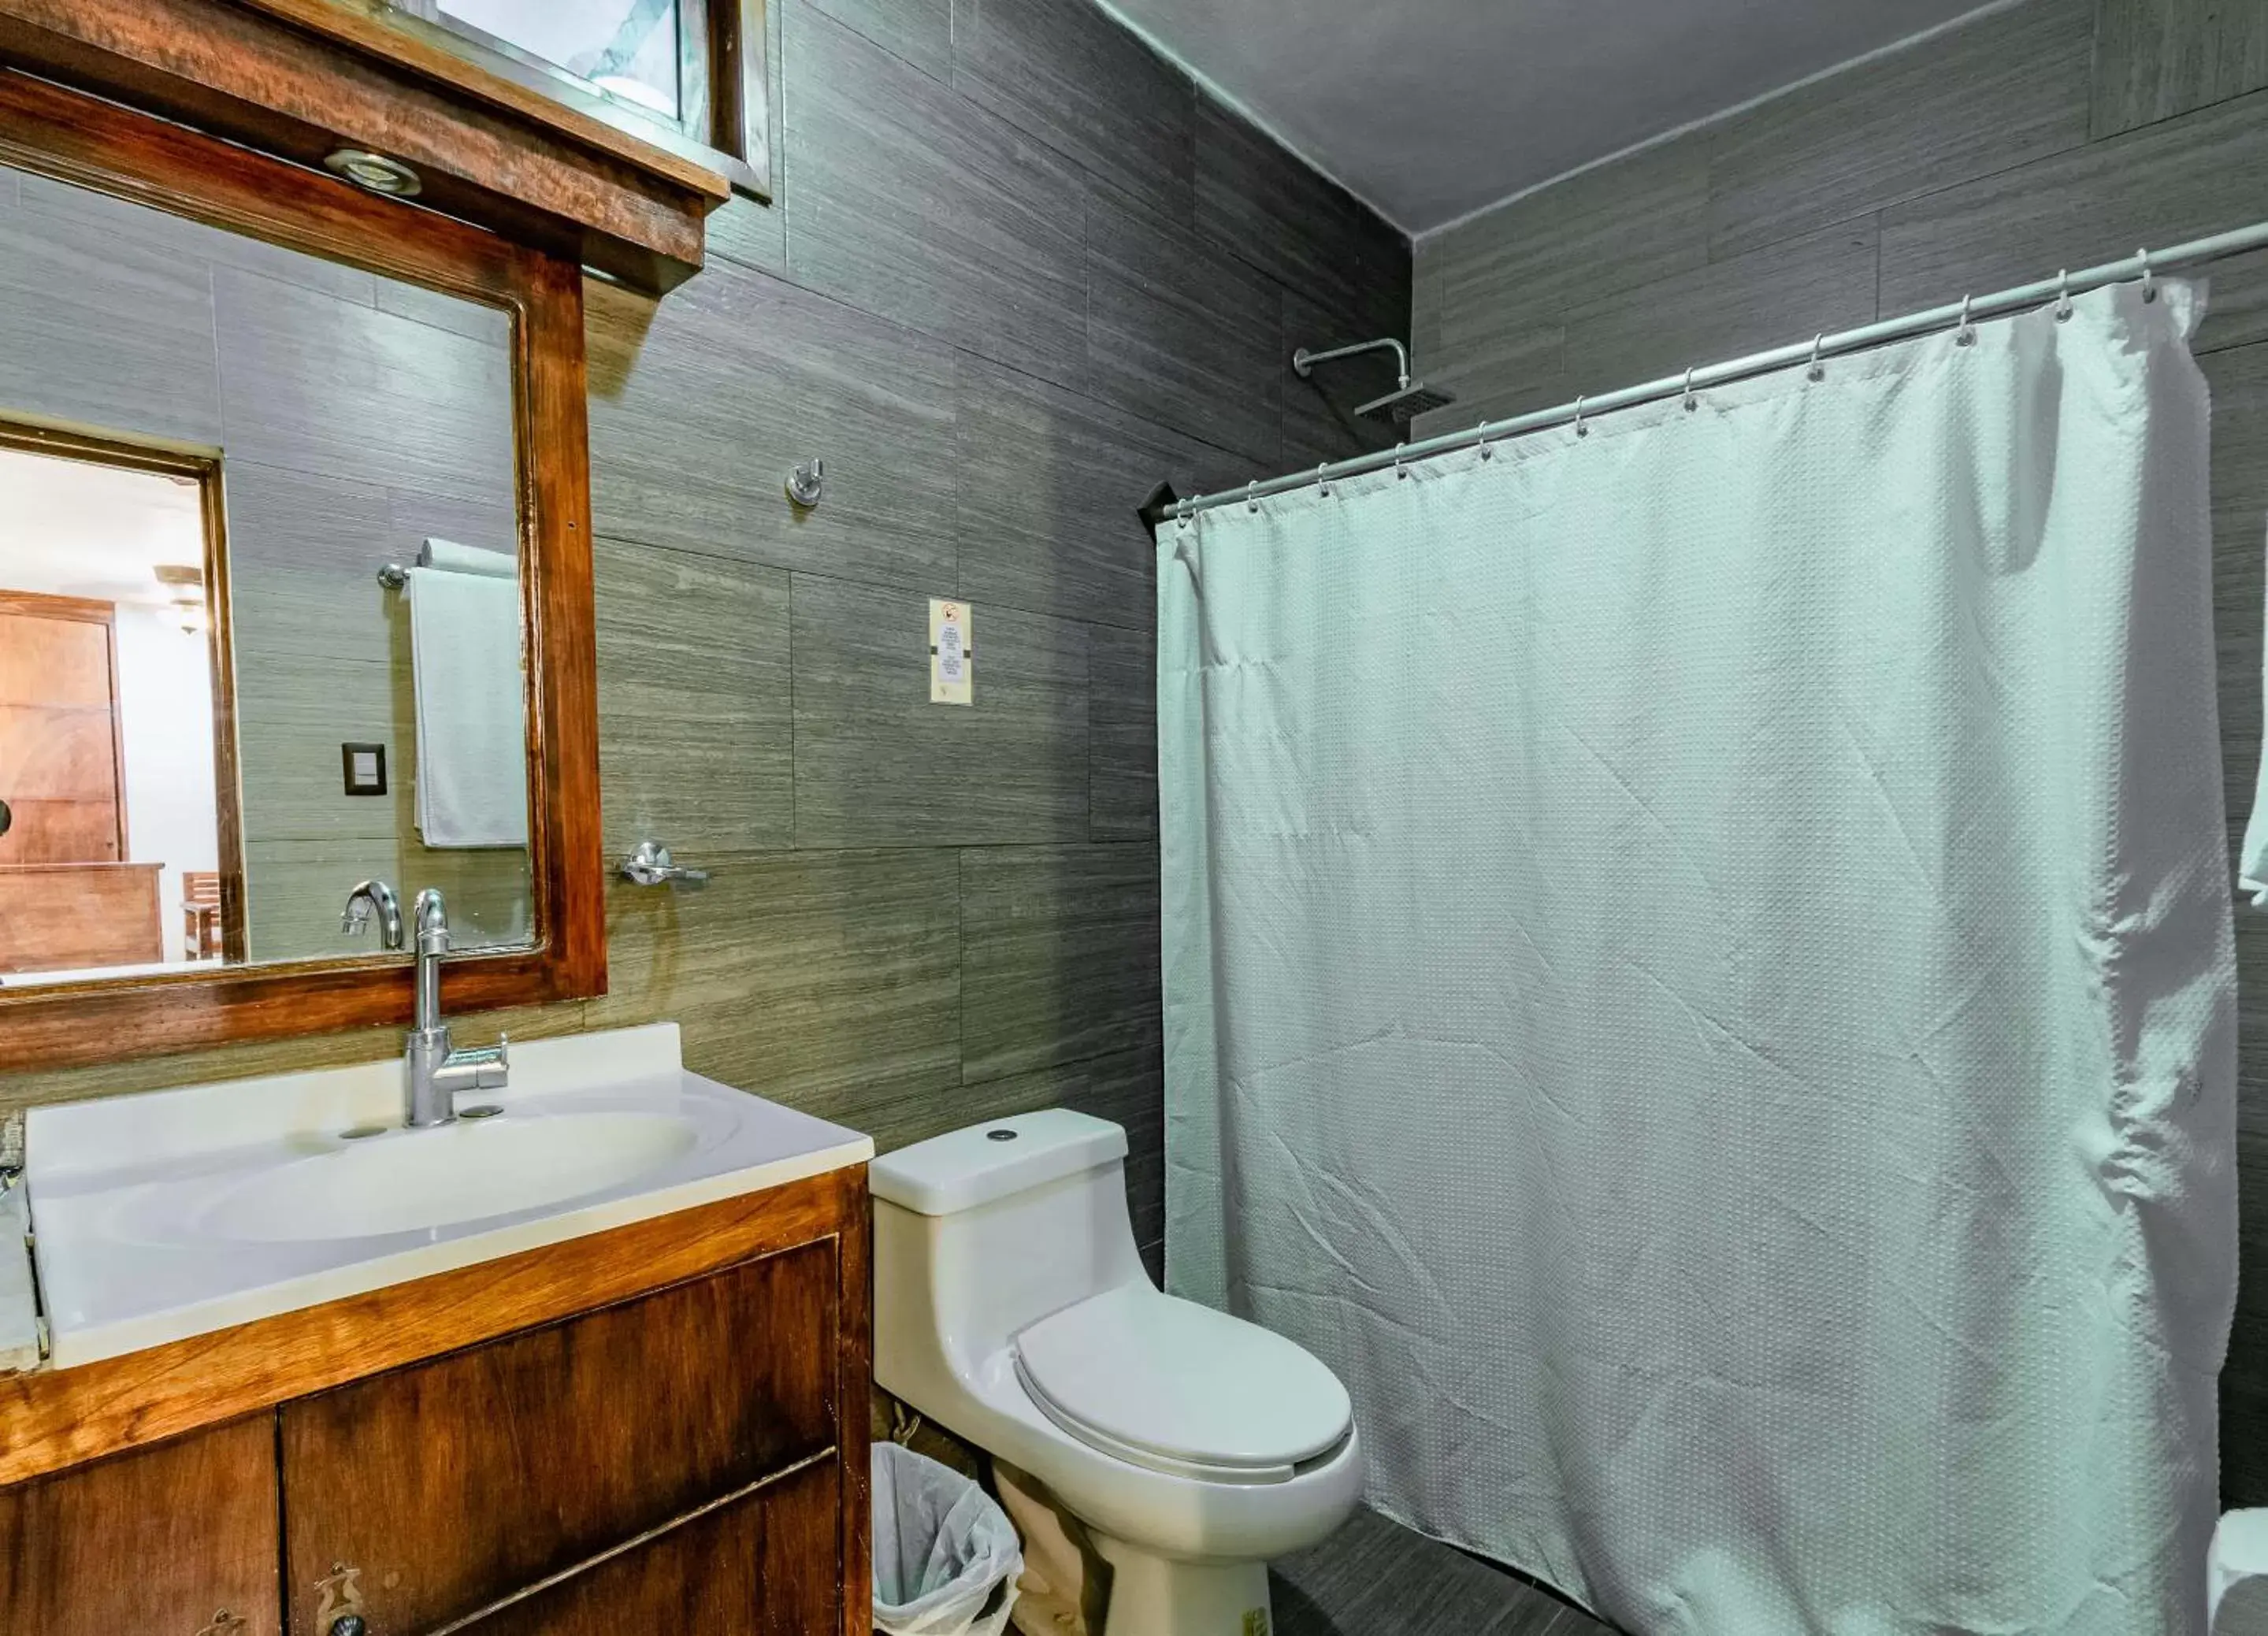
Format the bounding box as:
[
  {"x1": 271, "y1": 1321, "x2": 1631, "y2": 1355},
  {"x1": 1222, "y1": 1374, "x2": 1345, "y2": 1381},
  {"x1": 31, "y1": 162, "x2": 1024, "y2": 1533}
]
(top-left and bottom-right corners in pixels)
[
  {"x1": 408, "y1": 538, "x2": 528, "y2": 848},
  {"x1": 2243, "y1": 518, "x2": 2268, "y2": 907}
]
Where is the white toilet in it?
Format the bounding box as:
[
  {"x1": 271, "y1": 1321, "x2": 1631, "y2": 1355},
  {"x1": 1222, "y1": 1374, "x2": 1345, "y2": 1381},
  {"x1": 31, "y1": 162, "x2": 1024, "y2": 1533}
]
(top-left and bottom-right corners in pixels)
[{"x1": 871, "y1": 1109, "x2": 1364, "y2": 1635}]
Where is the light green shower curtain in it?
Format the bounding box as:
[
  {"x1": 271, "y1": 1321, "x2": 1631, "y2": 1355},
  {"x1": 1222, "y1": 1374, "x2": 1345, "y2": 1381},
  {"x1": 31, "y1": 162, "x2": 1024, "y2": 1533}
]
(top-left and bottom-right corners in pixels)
[{"x1": 1160, "y1": 281, "x2": 2236, "y2": 1634}]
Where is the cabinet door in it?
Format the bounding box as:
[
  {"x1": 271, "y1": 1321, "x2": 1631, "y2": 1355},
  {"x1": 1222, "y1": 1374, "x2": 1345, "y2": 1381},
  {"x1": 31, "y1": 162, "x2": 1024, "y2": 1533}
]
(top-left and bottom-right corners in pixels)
[
  {"x1": 452, "y1": 1460, "x2": 840, "y2": 1636},
  {"x1": 280, "y1": 1242, "x2": 837, "y2": 1634},
  {"x1": 0, "y1": 1414, "x2": 280, "y2": 1636}
]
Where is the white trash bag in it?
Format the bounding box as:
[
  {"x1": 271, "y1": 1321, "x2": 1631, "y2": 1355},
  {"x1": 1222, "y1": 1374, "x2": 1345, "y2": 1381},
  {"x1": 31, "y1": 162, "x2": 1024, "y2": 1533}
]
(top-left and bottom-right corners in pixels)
[{"x1": 873, "y1": 1441, "x2": 1023, "y2": 1636}]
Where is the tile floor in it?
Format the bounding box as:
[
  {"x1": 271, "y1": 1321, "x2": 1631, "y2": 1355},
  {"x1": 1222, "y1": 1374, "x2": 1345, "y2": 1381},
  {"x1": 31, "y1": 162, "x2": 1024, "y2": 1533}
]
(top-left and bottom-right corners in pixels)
[{"x1": 1271, "y1": 1508, "x2": 1619, "y2": 1635}]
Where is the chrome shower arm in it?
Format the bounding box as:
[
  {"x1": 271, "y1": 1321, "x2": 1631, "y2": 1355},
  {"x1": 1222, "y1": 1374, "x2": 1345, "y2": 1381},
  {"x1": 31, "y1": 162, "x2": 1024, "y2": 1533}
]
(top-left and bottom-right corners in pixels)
[{"x1": 1291, "y1": 337, "x2": 1412, "y2": 391}]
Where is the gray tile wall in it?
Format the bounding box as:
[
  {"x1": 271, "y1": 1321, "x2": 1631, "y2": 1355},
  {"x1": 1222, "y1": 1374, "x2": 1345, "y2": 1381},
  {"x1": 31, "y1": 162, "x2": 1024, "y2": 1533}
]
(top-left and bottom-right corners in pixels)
[
  {"x1": 0, "y1": 0, "x2": 1412, "y2": 1279},
  {"x1": 1412, "y1": 0, "x2": 2268, "y2": 1501}
]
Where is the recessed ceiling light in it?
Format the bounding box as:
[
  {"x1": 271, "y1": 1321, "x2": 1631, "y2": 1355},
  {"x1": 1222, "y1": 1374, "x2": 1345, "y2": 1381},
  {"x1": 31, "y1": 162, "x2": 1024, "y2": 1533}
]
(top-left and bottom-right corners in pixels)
[{"x1": 324, "y1": 148, "x2": 422, "y2": 198}]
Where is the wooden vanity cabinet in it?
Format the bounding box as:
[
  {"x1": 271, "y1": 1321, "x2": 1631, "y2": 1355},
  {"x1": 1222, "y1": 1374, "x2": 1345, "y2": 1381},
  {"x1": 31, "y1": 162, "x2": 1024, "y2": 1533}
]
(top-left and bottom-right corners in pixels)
[
  {"x1": 280, "y1": 1245, "x2": 840, "y2": 1634},
  {"x1": 0, "y1": 1167, "x2": 871, "y2": 1636},
  {"x1": 0, "y1": 1415, "x2": 282, "y2": 1636}
]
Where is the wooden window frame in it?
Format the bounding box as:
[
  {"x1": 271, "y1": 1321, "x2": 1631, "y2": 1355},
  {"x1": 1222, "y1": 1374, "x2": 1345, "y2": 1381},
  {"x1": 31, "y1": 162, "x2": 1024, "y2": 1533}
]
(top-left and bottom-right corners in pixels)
[
  {"x1": 0, "y1": 69, "x2": 605, "y2": 1071},
  {"x1": 375, "y1": 0, "x2": 770, "y2": 201}
]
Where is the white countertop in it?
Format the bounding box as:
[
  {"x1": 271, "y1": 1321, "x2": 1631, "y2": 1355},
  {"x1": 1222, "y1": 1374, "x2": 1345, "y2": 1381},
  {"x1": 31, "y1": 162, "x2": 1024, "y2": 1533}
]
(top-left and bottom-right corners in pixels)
[{"x1": 24, "y1": 1023, "x2": 872, "y2": 1369}]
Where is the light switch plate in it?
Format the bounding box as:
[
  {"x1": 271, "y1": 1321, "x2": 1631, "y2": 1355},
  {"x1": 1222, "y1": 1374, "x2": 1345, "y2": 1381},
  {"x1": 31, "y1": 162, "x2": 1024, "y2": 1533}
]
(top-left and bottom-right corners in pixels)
[{"x1": 341, "y1": 741, "x2": 388, "y2": 796}]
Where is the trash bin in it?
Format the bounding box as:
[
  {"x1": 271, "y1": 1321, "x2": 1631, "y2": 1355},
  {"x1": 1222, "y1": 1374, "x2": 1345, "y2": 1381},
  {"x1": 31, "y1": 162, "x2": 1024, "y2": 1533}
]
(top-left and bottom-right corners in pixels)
[{"x1": 873, "y1": 1441, "x2": 1024, "y2": 1636}]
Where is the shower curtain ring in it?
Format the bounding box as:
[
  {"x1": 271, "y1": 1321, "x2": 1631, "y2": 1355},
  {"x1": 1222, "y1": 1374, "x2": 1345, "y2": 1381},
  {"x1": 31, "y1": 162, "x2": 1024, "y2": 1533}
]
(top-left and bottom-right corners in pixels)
[
  {"x1": 1955, "y1": 293, "x2": 1976, "y2": 347},
  {"x1": 1681, "y1": 368, "x2": 1698, "y2": 411},
  {"x1": 2138, "y1": 247, "x2": 2157, "y2": 302},
  {"x1": 1316, "y1": 462, "x2": 1331, "y2": 497},
  {"x1": 1806, "y1": 333, "x2": 1826, "y2": 382},
  {"x1": 2055, "y1": 269, "x2": 2073, "y2": 321},
  {"x1": 1572, "y1": 395, "x2": 1588, "y2": 437},
  {"x1": 1245, "y1": 480, "x2": 1260, "y2": 513},
  {"x1": 1394, "y1": 443, "x2": 1409, "y2": 479},
  {"x1": 1475, "y1": 421, "x2": 1494, "y2": 460}
]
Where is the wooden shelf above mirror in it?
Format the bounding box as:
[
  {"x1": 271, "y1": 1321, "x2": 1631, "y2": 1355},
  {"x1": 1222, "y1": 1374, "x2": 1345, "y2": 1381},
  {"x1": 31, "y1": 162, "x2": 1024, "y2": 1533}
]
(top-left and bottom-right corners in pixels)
[{"x1": 0, "y1": 0, "x2": 734, "y2": 292}]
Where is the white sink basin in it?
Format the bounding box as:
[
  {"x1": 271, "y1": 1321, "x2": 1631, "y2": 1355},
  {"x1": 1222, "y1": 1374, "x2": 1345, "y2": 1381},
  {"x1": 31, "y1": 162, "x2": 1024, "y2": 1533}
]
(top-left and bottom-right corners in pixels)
[
  {"x1": 199, "y1": 1111, "x2": 702, "y2": 1242},
  {"x1": 22, "y1": 1023, "x2": 873, "y2": 1368}
]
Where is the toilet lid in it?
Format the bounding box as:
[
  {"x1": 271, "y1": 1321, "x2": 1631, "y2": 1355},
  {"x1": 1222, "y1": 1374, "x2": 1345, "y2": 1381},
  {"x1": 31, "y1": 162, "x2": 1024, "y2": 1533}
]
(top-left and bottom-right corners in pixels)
[{"x1": 1013, "y1": 1285, "x2": 1352, "y2": 1481}]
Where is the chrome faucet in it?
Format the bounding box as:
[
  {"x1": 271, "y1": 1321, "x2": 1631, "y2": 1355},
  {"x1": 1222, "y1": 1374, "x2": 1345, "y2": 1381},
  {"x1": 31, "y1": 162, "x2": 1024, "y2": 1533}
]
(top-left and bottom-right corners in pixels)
[
  {"x1": 340, "y1": 879, "x2": 405, "y2": 949},
  {"x1": 403, "y1": 888, "x2": 508, "y2": 1129}
]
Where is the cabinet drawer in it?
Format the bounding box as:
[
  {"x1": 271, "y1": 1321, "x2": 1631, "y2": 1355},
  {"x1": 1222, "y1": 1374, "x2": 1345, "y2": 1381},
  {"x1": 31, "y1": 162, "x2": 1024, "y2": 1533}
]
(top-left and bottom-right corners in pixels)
[
  {"x1": 0, "y1": 1415, "x2": 280, "y2": 1636},
  {"x1": 448, "y1": 1459, "x2": 841, "y2": 1636},
  {"x1": 281, "y1": 1241, "x2": 837, "y2": 1634}
]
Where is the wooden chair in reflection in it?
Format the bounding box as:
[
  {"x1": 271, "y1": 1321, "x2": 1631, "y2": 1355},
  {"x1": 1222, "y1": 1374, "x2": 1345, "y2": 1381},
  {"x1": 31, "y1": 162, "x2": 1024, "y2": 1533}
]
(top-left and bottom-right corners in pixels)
[{"x1": 182, "y1": 870, "x2": 222, "y2": 962}]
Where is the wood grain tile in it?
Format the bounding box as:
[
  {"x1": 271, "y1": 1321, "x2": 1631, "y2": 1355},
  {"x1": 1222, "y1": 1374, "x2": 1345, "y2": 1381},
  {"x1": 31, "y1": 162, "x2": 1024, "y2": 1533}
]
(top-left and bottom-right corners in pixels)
[
  {"x1": 953, "y1": 355, "x2": 1250, "y2": 629},
  {"x1": 16, "y1": 168, "x2": 377, "y2": 304},
  {"x1": 588, "y1": 848, "x2": 961, "y2": 1113},
  {"x1": 594, "y1": 535, "x2": 793, "y2": 858},
  {"x1": 243, "y1": 837, "x2": 531, "y2": 962},
  {"x1": 952, "y1": 0, "x2": 1196, "y2": 227},
  {"x1": 1089, "y1": 620, "x2": 1156, "y2": 842},
  {"x1": 959, "y1": 842, "x2": 1159, "y2": 1081},
  {"x1": 586, "y1": 264, "x2": 959, "y2": 591},
  {"x1": 808, "y1": 0, "x2": 949, "y2": 80},
  {"x1": 1879, "y1": 87, "x2": 2268, "y2": 355},
  {"x1": 212, "y1": 265, "x2": 516, "y2": 504},
  {"x1": 785, "y1": 2, "x2": 1088, "y2": 390},
  {"x1": 792, "y1": 576, "x2": 1089, "y2": 846},
  {"x1": 1195, "y1": 96, "x2": 1408, "y2": 336},
  {"x1": 1560, "y1": 221, "x2": 1879, "y2": 403},
  {"x1": 2092, "y1": 0, "x2": 2268, "y2": 138},
  {"x1": 0, "y1": 172, "x2": 221, "y2": 445},
  {"x1": 232, "y1": 652, "x2": 404, "y2": 844},
  {"x1": 1422, "y1": 139, "x2": 1709, "y2": 362},
  {"x1": 1706, "y1": 0, "x2": 2094, "y2": 261},
  {"x1": 1086, "y1": 188, "x2": 1286, "y2": 465},
  {"x1": 2205, "y1": 342, "x2": 2268, "y2": 1508}
]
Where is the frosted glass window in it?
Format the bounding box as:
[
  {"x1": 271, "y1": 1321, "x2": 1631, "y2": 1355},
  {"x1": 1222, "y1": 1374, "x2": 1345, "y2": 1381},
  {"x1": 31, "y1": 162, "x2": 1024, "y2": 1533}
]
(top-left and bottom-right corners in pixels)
[{"x1": 440, "y1": 0, "x2": 681, "y2": 120}]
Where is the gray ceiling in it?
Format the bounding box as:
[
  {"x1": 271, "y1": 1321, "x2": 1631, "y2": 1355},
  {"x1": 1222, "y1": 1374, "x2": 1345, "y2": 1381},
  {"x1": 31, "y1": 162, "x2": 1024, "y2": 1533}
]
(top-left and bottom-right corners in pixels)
[{"x1": 1102, "y1": 0, "x2": 1995, "y2": 234}]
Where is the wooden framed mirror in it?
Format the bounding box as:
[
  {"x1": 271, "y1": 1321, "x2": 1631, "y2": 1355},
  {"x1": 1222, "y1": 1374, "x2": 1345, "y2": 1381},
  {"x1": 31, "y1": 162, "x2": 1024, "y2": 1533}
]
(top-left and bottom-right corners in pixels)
[{"x1": 0, "y1": 66, "x2": 604, "y2": 1070}]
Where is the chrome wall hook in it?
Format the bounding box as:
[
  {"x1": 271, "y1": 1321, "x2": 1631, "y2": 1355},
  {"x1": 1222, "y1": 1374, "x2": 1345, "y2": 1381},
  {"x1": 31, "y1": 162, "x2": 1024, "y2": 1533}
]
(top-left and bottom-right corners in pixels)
[
  {"x1": 2055, "y1": 269, "x2": 2073, "y2": 321},
  {"x1": 785, "y1": 458, "x2": 825, "y2": 507},
  {"x1": 621, "y1": 840, "x2": 709, "y2": 888}
]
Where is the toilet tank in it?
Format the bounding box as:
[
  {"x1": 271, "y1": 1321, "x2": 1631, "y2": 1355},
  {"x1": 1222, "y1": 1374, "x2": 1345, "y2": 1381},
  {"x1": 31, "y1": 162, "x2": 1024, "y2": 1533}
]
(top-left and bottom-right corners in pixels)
[{"x1": 871, "y1": 1110, "x2": 1149, "y2": 1394}]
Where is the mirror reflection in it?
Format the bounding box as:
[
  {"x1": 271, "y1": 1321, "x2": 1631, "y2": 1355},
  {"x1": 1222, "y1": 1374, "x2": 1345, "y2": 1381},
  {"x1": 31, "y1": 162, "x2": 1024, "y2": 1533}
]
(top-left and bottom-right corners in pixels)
[{"x1": 0, "y1": 161, "x2": 533, "y2": 987}]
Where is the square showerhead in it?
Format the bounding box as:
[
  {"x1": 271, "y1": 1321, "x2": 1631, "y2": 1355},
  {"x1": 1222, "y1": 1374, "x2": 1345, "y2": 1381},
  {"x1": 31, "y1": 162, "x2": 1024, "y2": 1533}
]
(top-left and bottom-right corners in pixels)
[{"x1": 1357, "y1": 380, "x2": 1457, "y2": 423}]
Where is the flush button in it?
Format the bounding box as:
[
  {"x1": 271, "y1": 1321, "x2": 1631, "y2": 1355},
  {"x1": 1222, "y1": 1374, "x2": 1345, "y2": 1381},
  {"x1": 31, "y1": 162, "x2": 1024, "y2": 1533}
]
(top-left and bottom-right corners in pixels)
[{"x1": 986, "y1": 1129, "x2": 1018, "y2": 1142}]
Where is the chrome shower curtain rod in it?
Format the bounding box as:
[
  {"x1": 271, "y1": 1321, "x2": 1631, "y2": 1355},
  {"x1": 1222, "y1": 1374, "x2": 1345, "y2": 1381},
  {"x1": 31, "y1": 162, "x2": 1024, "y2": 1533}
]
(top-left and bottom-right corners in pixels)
[{"x1": 1166, "y1": 219, "x2": 2268, "y2": 522}]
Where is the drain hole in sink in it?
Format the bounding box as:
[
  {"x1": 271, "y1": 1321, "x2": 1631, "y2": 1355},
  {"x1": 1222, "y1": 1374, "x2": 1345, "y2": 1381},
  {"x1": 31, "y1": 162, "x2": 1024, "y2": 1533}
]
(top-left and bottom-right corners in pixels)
[
  {"x1": 340, "y1": 1125, "x2": 388, "y2": 1141},
  {"x1": 460, "y1": 1104, "x2": 505, "y2": 1121}
]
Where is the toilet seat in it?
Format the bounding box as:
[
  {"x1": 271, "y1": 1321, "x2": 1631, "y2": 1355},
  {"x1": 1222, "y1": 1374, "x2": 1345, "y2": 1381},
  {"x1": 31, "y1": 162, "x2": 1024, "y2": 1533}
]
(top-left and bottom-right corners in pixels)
[{"x1": 1013, "y1": 1284, "x2": 1352, "y2": 1486}]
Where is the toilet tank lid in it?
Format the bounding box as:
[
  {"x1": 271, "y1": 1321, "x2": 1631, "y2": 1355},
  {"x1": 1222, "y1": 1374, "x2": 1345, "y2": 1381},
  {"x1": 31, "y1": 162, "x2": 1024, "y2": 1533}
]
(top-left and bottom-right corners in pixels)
[{"x1": 870, "y1": 1110, "x2": 1127, "y2": 1215}]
